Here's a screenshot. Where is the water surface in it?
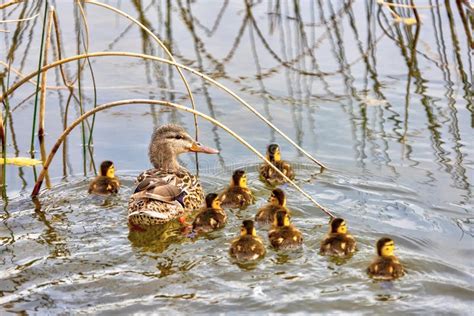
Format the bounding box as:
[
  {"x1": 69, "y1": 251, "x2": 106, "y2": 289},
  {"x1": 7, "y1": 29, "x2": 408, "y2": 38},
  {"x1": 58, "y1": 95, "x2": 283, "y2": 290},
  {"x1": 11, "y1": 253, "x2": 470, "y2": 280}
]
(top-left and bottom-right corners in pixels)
[{"x1": 1, "y1": 0, "x2": 473, "y2": 314}]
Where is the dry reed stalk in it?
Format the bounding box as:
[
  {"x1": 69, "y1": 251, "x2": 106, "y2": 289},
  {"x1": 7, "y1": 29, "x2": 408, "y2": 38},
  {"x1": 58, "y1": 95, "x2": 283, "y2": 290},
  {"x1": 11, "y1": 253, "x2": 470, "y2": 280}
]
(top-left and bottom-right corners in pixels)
[
  {"x1": 0, "y1": 14, "x2": 39, "y2": 23},
  {"x1": 0, "y1": 51, "x2": 328, "y2": 170},
  {"x1": 0, "y1": 110, "x2": 4, "y2": 152},
  {"x1": 0, "y1": 0, "x2": 23, "y2": 10},
  {"x1": 51, "y1": 11, "x2": 73, "y2": 89},
  {"x1": 31, "y1": 99, "x2": 335, "y2": 218},
  {"x1": 376, "y1": 0, "x2": 438, "y2": 9},
  {"x1": 38, "y1": 8, "x2": 54, "y2": 139},
  {"x1": 38, "y1": 7, "x2": 55, "y2": 189},
  {"x1": 84, "y1": 0, "x2": 201, "y2": 168}
]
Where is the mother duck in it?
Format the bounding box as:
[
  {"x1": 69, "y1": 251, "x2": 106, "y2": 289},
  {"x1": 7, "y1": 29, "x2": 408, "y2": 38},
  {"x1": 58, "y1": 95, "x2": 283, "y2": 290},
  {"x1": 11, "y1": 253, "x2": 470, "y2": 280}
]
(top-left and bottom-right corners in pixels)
[{"x1": 128, "y1": 124, "x2": 218, "y2": 227}]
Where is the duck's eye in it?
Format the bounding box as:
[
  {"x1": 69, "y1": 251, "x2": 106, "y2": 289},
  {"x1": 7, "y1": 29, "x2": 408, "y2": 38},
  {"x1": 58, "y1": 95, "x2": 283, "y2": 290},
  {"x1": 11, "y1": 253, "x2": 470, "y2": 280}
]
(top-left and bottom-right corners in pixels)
[{"x1": 175, "y1": 135, "x2": 183, "y2": 140}]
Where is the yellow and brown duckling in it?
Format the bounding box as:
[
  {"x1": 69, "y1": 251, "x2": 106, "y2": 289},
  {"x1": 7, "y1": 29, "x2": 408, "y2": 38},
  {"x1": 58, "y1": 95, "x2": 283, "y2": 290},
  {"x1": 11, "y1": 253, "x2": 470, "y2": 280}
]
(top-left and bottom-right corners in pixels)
[
  {"x1": 255, "y1": 188, "x2": 289, "y2": 226},
  {"x1": 259, "y1": 144, "x2": 295, "y2": 186},
  {"x1": 320, "y1": 218, "x2": 356, "y2": 257},
  {"x1": 229, "y1": 220, "x2": 266, "y2": 261},
  {"x1": 268, "y1": 210, "x2": 303, "y2": 250},
  {"x1": 128, "y1": 124, "x2": 218, "y2": 227},
  {"x1": 367, "y1": 237, "x2": 405, "y2": 280},
  {"x1": 88, "y1": 160, "x2": 120, "y2": 195},
  {"x1": 219, "y1": 169, "x2": 255, "y2": 209},
  {"x1": 192, "y1": 193, "x2": 227, "y2": 233}
]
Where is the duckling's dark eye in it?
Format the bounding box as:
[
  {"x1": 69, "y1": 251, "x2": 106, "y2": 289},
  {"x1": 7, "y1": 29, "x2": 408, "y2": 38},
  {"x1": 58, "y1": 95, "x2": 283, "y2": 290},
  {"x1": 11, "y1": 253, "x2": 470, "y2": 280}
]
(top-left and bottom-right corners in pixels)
[{"x1": 175, "y1": 135, "x2": 183, "y2": 140}]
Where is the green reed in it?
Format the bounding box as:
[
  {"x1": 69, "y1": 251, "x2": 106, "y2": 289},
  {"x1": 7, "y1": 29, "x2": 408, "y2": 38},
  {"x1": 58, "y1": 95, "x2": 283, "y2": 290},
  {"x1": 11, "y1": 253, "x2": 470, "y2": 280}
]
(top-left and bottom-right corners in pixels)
[{"x1": 29, "y1": 0, "x2": 49, "y2": 180}]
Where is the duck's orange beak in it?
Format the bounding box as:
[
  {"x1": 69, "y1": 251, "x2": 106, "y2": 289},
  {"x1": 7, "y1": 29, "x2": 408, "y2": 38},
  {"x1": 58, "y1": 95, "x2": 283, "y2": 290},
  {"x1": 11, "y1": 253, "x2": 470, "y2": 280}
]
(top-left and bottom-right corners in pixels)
[{"x1": 189, "y1": 142, "x2": 219, "y2": 154}]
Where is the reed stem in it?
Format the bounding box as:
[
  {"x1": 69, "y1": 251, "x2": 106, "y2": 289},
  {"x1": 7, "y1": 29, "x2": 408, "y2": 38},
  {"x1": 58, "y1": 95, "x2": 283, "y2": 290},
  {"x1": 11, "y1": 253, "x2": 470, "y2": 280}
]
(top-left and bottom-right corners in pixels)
[{"x1": 29, "y1": 0, "x2": 49, "y2": 180}]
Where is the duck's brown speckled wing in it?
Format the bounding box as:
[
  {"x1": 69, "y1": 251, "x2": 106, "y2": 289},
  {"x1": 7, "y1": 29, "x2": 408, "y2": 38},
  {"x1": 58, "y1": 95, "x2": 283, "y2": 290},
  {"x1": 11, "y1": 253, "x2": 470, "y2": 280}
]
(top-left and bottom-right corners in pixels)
[
  {"x1": 132, "y1": 175, "x2": 183, "y2": 202},
  {"x1": 128, "y1": 168, "x2": 204, "y2": 226}
]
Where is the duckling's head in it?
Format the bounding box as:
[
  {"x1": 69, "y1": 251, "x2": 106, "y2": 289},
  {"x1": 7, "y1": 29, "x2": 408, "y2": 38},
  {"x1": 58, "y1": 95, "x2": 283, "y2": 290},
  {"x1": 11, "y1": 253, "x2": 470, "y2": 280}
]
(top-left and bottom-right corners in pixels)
[
  {"x1": 205, "y1": 193, "x2": 221, "y2": 209},
  {"x1": 240, "y1": 220, "x2": 256, "y2": 236},
  {"x1": 273, "y1": 210, "x2": 291, "y2": 227},
  {"x1": 376, "y1": 237, "x2": 395, "y2": 257},
  {"x1": 266, "y1": 144, "x2": 281, "y2": 162},
  {"x1": 231, "y1": 169, "x2": 247, "y2": 188},
  {"x1": 268, "y1": 188, "x2": 286, "y2": 206},
  {"x1": 149, "y1": 124, "x2": 218, "y2": 169},
  {"x1": 99, "y1": 160, "x2": 115, "y2": 178},
  {"x1": 330, "y1": 218, "x2": 348, "y2": 234}
]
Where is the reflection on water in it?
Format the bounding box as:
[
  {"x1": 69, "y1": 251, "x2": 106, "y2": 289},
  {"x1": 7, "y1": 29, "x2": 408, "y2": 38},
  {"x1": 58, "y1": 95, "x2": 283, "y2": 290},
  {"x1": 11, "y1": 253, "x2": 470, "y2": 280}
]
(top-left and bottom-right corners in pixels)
[{"x1": 0, "y1": 0, "x2": 473, "y2": 314}]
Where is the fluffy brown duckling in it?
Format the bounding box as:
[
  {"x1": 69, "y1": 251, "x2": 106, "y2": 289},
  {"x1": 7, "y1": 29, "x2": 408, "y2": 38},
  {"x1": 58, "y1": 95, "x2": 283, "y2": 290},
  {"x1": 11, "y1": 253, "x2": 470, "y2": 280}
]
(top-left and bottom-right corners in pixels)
[
  {"x1": 259, "y1": 144, "x2": 295, "y2": 186},
  {"x1": 88, "y1": 161, "x2": 120, "y2": 195},
  {"x1": 367, "y1": 237, "x2": 405, "y2": 280},
  {"x1": 268, "y1": 210, "x2": 303, "y2": 250},
  {"x1": 255, "y1": 188, "x2": 289, "y2": 226},
  {"x1": 320, "y1": 218, "x2": 356, "y2": 257},
  {"x1": 219, "y1": 169, "x2": 255, "y2": 209},
  {"x1": 192, "y1": 193, "x2": 227, "y2": 233},
  {"x1": 229, "y1": 220, "x2": 266, "y2": 261}
]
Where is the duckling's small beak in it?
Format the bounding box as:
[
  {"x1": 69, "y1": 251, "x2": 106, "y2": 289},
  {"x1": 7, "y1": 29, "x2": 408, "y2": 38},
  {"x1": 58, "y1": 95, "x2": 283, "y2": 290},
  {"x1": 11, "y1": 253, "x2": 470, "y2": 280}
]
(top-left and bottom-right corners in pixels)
[{"x1": 189, "y1": 142, "x2": 219, "y2": 154}]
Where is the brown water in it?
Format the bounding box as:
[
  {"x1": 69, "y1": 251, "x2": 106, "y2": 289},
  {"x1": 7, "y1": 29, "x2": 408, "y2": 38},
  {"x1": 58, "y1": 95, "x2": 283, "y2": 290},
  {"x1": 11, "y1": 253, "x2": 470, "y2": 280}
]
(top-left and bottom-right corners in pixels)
[{"x1": 1, "y1": 0, "x2": 473, "y2": 314}]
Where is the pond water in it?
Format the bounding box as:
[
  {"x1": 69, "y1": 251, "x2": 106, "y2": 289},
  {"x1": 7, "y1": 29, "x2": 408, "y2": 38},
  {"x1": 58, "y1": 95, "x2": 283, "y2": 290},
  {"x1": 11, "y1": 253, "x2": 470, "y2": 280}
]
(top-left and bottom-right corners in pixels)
[{"x1": 1, "y1": 0, "x2": 473, "y2": 314}]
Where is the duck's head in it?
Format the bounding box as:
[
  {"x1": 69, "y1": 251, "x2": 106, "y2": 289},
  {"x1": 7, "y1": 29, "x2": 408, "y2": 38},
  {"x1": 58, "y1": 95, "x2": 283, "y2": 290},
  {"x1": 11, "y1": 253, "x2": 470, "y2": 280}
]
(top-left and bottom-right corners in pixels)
[
  {"x1": 240, "y1": 220, "x2": 256, "y2": 236},
  {"x1": 376, "y1": 237, "x2": 395, "y2": 257},
  {"x1": 273, "y1": 210, "x2": 291, "y2": 227},
  {"x1": 149, "y1": 124, "x2": 218, "y2": 170},
  {"x1": 268, "y1": 188, "x2": 286, "y2": 206},
  {"x1": 266, "y1": 144, "x2": 281, "y2": 162},
  {"x1": 330, "y1": 218, "x2": 348, "y2": 234},
  {"x1": 99, "y1": 160, "x2": 115, "y2": 178},
  {"x1": 231, "y1": 169, "x2": 247, "y2": 188},
  {"x1": 205, "y1": 193, "x2": 221, "y2": 209}
]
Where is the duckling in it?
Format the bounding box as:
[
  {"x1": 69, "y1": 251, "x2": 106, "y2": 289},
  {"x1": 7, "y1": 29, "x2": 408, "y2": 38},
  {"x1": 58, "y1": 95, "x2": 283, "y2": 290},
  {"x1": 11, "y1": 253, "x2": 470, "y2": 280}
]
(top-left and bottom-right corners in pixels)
[
  {"x1": 229, "y1": 220, "x2": 266, "y2": 261},
  {"x1": 88, "y1": 160, "x2": 120, "y2": 195},
  {"x1": 255, "y1": 188, "x2": 289, "y2": 226},
  {"x1": 219, "y1": 169, "x2": 255, "y2": 209},
  {"x1": 259, "y1": 144, "x2": 295, "y2": 186},
  {"x1": 320, "y1": 218, "x2": 356, "y2": 257},
  {"x1": 268, "y1": 210, "x2": 303, "y2": 250},
  {"x1": 128, "y1": 124, "x2": 219, "y2": 227},
  {"x1": 367, "y1": 237, "x2": 405, "y2": 280},
  {"x1": 192, "y1": 193, "x2": 227, "y2": 233}
]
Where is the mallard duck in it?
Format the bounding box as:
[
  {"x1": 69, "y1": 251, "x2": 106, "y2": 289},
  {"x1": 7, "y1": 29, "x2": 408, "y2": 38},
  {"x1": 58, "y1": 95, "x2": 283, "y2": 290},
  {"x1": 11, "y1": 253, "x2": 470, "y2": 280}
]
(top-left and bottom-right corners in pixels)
[
  {"x1": 268, "y1": 210, "x2": 303, "y2": 250},
  {"x1": 367, "y1": 237, "x2": 405, "y2": 280},
  {"x1": 229, "y1": 220, "x2": 266, "y2": 261},
  {"x1": 88, "y1": 160, "x2": 120, "y2": 195},
  {"x1": 255, "y1": 188, "x2": 289, "y2": 226},
  {"x1": 219, "y1": 169, "x2": 255, "y2": 209},
  {"x1": 128, "y1": 124, "x2": 218, "y2": 227},
  {"x1": 320, "y1": 218, "x2": 356, "y2": 257},
  {"x1": 259, "y1": 144, "x2": 295, "y2": 185},
  {"x1": 192, "y1": 193, "x2": 227, "y2": 233}
]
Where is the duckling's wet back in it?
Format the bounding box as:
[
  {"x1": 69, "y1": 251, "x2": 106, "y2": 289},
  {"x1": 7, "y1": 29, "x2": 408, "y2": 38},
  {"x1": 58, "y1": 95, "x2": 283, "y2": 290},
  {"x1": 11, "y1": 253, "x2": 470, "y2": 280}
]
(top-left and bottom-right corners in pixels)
[{"x1": 0, "y1": 1, "x2": 472, "y2": 314}]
